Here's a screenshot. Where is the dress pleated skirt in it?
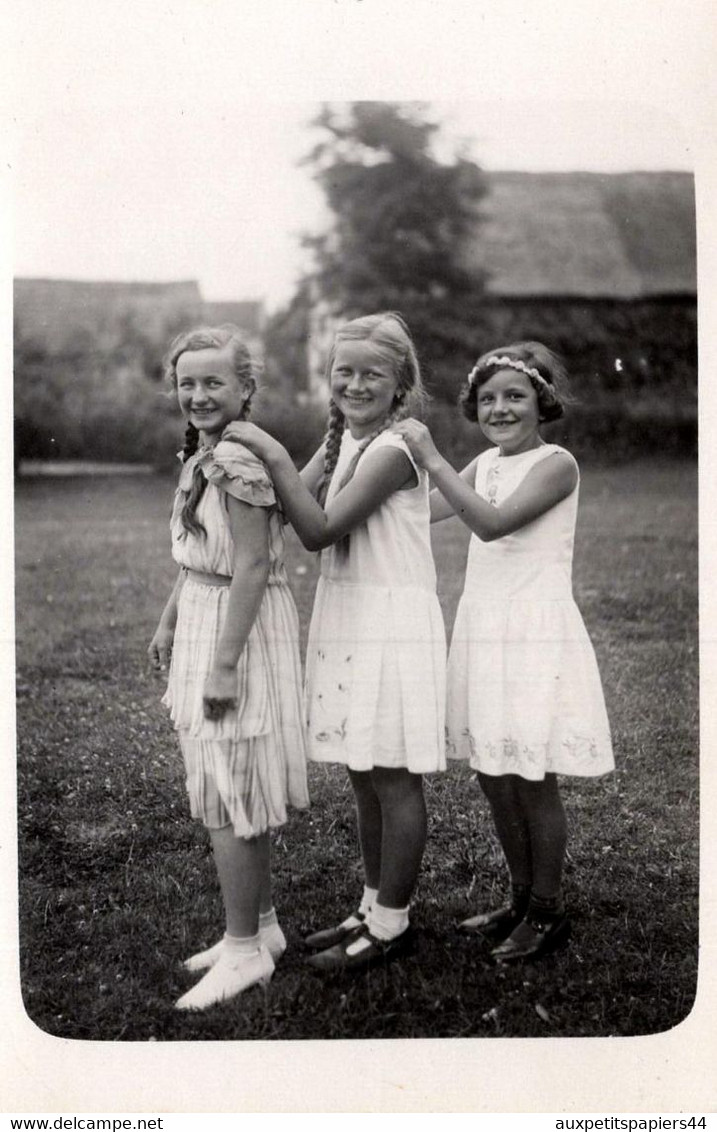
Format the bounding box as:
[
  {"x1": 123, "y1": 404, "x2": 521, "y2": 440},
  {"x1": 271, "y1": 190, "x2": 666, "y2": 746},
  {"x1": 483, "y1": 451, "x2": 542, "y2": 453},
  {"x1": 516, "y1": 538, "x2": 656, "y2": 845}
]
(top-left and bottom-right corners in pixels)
[
  {"x1": 305, "y1": 577, "x2": 446, "y2": 773},
  {"x1": 163, "y1": 575, "x2": 309, "y2": 836},
  {"x1": 446, "y1": 595, "x2": 614, "y2": 780}
]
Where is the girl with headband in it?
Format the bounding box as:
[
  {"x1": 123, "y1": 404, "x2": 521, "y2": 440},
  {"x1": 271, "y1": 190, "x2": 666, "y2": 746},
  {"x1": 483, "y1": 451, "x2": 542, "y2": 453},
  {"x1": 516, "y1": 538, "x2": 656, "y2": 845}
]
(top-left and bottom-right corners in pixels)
[{"x1": 394, "y1": 341, "x2": 614, "y2": 962}]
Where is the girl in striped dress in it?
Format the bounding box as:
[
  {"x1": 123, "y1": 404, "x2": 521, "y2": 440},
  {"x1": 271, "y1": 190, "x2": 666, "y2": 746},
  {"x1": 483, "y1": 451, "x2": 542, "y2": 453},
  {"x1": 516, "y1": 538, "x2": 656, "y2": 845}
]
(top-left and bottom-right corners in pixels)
[{"x1": 148, "y1": 325, "x2": 308, "y2": 1010}]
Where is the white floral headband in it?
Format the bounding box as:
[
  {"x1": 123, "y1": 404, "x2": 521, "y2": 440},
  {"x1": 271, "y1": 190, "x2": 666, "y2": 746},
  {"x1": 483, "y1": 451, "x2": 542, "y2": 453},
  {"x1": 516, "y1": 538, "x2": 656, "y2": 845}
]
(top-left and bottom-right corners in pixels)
[{"x1": 469, "y1": 355, "x2": 552, "y2": 390}]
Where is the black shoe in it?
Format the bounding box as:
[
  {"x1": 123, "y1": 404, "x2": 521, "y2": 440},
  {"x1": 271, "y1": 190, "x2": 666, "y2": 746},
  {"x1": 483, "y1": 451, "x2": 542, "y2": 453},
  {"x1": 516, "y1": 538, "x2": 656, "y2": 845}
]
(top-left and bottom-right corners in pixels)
[
  {"x1": 491, "y1": 913, "x2": 571, "y2": 963},
  {"x1": 306, "y1": 924, "x2": 414, "y2": 972},
  {"x1": 458, "y1": 904, "x2": 525, "y2": 943},
  {"x1": 304, "y1": 912, "x2": 365, "y2": 951}
]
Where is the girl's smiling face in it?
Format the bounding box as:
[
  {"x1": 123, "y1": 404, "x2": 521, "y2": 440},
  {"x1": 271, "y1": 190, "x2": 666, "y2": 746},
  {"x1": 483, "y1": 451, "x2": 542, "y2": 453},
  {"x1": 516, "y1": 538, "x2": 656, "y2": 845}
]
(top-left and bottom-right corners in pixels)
[
  {"x1": 476, "y1": 368, "x2": 542, "y2": 455},
  {"x1": 176, "y1": 345, "x2": 251, "y2": 442},
  {"x1": 330, "y1": 340, "x2": 400, "y2": 439}
]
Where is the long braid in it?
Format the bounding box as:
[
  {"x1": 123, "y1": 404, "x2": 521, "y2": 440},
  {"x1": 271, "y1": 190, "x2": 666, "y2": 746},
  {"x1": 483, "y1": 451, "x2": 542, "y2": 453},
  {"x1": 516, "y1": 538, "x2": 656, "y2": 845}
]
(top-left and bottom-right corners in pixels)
[
  {"x1": 315, "y1": 399, "x2": 346, "y2": 506},
  {"x1": 179, "y1": 422, "x2": 209, "y2": 541},
  {"x1": 179, "y1": 397, "x2": 254, "y2": 541},
  {"x1": 182, "y1": 421, "x2": 201, "y2": 463}
]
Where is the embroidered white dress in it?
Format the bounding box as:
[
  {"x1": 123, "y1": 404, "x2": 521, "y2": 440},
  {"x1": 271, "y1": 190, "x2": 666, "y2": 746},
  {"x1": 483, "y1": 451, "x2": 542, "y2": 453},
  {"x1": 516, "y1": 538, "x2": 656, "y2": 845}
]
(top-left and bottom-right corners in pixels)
[
  {"x1": 162, "y1": 436, "x2": 309, "y2": 836},
  {"x1": 447, "y1": 443, "x2": 614, "y2": 779},
  {"x1": 306, "y1": 430, "x2": 446, "y2": 774}
]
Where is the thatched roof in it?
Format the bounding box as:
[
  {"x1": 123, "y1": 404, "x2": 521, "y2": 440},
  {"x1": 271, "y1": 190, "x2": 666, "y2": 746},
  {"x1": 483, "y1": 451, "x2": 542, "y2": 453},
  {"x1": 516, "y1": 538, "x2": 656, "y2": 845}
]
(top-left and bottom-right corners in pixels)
[
  {"x1": 472, "y1": 171, "x2": 696, "y2": 299},
  {"x1": 14, "y1": 278, "x2": 204, "y2": 353},
  {"x1": 13, "y1": 278, "x2": 265, "y2": 353}
]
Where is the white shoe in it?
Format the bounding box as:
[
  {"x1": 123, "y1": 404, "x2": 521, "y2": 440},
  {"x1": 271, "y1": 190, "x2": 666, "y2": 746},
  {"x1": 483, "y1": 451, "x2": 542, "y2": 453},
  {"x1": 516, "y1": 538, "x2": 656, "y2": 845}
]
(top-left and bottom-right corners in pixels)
[
  {"x1": 175, "y1": 944, "x2": 274, "y2": 1011},
  {"x1": 182, "y1": 923, "x2": 287, "y2": 972}
]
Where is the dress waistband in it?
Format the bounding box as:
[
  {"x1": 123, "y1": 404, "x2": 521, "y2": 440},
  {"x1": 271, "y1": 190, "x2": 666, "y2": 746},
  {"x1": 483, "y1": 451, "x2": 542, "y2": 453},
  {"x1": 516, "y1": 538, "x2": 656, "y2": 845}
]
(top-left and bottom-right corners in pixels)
[{"x1": 183, "y1": 567, "x2": 232, "y2": 587}]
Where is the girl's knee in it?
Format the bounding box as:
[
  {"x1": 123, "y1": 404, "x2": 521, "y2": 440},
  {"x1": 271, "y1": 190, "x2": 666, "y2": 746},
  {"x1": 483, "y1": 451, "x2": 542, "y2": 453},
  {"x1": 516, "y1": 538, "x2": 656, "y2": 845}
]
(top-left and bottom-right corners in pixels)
[
  {"x1": 516, "y1": 773, "x2": 561, "y2": 802},
  {"x1": 348, "y1": 768, "x2": 378, "y2": 802},
  {"x1": 371, "y1": 767, "x2": 424, "y2": 805},
  {"x1": 478, "y1": 771, "x2": 518, "y2": 805},
  {"x1": 515, "y1": 776, "x2": 565, "y2": 826}
]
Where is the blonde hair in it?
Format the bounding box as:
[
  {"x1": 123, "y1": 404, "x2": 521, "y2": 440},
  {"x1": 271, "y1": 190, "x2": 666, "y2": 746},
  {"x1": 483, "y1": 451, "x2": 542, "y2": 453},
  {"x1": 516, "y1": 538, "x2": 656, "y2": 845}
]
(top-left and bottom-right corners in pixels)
[
  {"x1": 163, "y1": 324, "x2": 258, "y2": 539},
  {"x1": 316, "y1": 311, "x2": 427, "y2": 507}
]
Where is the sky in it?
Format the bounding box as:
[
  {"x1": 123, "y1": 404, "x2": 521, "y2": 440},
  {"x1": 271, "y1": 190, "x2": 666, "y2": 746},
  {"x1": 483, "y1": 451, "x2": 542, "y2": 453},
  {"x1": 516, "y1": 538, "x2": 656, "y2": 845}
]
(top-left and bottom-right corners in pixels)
[
  {"x1": 11, "y1": 98, "x2": 695, "y2": 310},
  {"x1": 6, "y1": 0, "x2": 709, "y2": 312}
]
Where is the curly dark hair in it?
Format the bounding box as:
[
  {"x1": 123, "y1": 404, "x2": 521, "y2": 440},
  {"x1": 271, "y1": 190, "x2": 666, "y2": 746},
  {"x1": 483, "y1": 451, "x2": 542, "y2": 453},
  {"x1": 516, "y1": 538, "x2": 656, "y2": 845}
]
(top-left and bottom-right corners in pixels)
[{"x1": 459, "y1": 341, "x2": 572, "y2": 425}]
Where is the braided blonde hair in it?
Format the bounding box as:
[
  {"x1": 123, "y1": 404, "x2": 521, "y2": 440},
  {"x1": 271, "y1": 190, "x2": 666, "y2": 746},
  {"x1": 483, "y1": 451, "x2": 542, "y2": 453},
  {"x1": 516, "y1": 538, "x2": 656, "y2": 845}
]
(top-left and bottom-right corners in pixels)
[{"x1": 315, "y1": 311, "x2": 427, "y2": 507}]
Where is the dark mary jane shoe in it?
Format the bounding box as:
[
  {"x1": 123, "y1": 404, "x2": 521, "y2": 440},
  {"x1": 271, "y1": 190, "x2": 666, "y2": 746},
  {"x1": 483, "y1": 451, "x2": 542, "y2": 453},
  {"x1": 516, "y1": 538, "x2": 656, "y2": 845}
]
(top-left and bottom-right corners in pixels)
[
  {"x1": 304, "y1": 912, "x2": 365, "y2": 951},
  {"x1": 306, "y1": 924, "x2": 414, "y2": 973},
  {"x1": 458, "y1": 904, "x2": 525, "y2": 943},
  {"x1": 491, "y1": 913, "x2": 571, "y2": 963}
]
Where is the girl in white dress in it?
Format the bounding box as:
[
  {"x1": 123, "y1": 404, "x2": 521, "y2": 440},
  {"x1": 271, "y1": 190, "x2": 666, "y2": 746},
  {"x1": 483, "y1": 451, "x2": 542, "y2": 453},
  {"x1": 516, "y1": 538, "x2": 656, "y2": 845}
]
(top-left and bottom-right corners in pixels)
[
  {"x1": 395, "y1": 342, "x2": 613, "y2": 962},
  {"x1": 148, "y1": 325, "x2": 308, "y2": 1009},
  {"x1": 227, "y1": 313, "x2": 446, "y2": 971}
]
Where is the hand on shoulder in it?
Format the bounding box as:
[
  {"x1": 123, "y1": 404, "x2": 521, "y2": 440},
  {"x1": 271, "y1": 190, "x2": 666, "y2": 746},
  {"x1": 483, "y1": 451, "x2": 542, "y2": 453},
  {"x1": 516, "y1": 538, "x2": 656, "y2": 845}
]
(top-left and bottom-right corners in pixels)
[
  {"x1": 391, "y1": 418, "x2": 441, "y2": 472},
  {"x1": 221, "y1": 421, "x2": 277, "y2": 460}
]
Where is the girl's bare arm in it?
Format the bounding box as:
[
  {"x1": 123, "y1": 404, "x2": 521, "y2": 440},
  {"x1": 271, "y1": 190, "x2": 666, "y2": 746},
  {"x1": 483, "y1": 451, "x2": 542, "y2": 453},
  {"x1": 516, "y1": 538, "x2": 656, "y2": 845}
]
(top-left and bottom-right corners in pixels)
[
  {"x1": 148, "y1": 567, "x2": 185, "y2": 670},
  {"x1": 428, "y1": 457, "x2": 480, "y2": 523},
  {"x1": 202, "y1": 497, "x2": 270, "y2": 719},
  {"x1": 299, "y1": 441, "x2": 328, "y2": 496},
  {"x1": 396, "y1": 421, "x2": 577, "y2": 541},
  {"x1": 222, "y1": 423, "x2": 415, "y2": 551}
]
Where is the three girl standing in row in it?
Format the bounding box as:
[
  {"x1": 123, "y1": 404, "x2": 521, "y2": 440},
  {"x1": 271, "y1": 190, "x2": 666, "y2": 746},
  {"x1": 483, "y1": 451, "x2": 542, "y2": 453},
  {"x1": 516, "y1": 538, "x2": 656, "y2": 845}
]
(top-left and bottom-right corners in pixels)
[{"x1": 149, "y1": 313, "x2": 613, "y2": 1010}]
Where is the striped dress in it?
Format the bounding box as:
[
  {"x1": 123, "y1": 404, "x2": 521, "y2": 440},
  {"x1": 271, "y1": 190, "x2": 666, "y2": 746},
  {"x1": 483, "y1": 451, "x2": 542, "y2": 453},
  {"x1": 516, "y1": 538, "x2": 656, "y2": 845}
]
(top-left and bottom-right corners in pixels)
[{"x1": 162, "y1": 436, "x2": 309, "y2": 837}]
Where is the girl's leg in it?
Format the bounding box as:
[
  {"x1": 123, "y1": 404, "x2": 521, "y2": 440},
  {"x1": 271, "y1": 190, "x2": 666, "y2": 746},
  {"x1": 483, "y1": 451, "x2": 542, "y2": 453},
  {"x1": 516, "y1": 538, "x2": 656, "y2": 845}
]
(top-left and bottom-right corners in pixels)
[
  {"x1": 256, "y1": 838, "x2": 287, "y2": 961},
  {"x1": 459, "y1": 773, "x2": 532, "y2": 937},
  {"x1": 348, "y1": 767, "x2": 383, "y2": 891},
  {"x1": 304, "y1": 769, "x2": 380, "y2": 949},
  {"x1": 259, "y1": 833, "x2": 274, "y2": 916},
  {"x1": 307, "y1": 769, "x2": 425, "y2": 970},
  {"x1": 491, "y1": 775, "x2": 570, "y2": 962},
  {"x1": 369, "y1": 767, "x2": 427, "y2": 909},
  {"x1": 176, "y1": 827, "x2": 274, "y2": 1010},
  {"x1": 516, "y1": 773, "x2": 567, "y2": 902},
  {"x1": 184, "y1": 833, "x2": 285, "y2": 970},
  {"x1": 211, "y1": 825, "x2": 268, "y2": 937},
  {"x1": 478, "y1": 772, "x2": 533, "y2": 889}
]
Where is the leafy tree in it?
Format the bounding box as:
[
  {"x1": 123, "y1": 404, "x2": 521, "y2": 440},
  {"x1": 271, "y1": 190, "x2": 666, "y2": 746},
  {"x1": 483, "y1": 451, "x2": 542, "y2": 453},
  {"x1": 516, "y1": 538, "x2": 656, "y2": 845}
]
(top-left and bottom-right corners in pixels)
[
  {"x1": 262, "y1": 283, "x2": 312, "y2": 391},
  {"x1": 301, "y1": 101, "x2": 488, "y2": 396}
]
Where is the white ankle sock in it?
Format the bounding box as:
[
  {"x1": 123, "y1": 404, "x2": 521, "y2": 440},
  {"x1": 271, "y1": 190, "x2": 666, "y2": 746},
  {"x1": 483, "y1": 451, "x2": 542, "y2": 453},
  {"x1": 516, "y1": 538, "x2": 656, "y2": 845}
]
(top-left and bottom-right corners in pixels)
[
  {"x1": 175, "y1": 942, "x2": 273, "y2": 1011},
  {"x1": 358, "y1": 886, "x2": 379, "y2": 917},
  {"x1": 369, "y1": 902, "x2": 409, "y2": 942},
  {"x1": 224, "y1": 931, "x2": 262, "y2": 955},
  {"x1": 336, "y1": 887, "x2": 378, "y2": 932},
  {"x1": 259, "y1": 909, "x2": 287, "y2": 960},
  {"x1": 183, "y1": 917, "x2": 286, "y2": 972}
]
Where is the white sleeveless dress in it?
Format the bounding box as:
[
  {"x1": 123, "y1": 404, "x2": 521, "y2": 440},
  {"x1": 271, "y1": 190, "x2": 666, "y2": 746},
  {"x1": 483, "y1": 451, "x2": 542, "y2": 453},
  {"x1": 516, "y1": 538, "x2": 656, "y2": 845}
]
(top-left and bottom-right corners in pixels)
[
  {"x1": 447, "y1": 443, "x2": 614, "y2": 779},
  {"x1": 305, "y1": 430, "x2": 446, "y2": 774},
  {"x1": 162, "y1": 436, "x2": 309, "y2": 836}
]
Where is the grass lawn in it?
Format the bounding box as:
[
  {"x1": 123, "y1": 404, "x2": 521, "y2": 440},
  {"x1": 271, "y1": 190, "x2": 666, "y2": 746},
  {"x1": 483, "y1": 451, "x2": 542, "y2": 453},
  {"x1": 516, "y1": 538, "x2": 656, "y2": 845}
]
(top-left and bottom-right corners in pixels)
[{"x1": 14, "y1": 458, "x2": 698, "y2": 1040}]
